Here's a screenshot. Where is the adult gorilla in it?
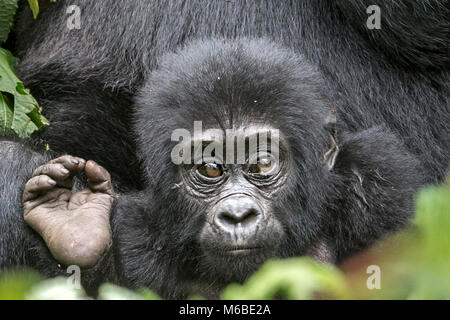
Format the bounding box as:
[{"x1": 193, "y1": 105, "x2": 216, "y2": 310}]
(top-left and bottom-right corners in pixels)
[{"x1": 0, "y1": 1, "x2": 448, "y2": 298}]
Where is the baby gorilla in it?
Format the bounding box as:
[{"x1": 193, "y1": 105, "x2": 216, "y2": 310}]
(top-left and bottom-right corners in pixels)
[{"x1": 22, "y1": 39, "x2": 423, "y2": 298}]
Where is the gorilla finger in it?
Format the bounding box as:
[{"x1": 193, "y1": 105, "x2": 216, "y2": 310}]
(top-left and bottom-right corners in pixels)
[
  {"x1": 32, "y1": 163, "x2": 71, "y2": 180},
  {"x1": 85, "y1": 160, "x2": 114, "y2": 195},
  {"x1": 32, "y1": 163, "x2": 73, "y2": 189},
  {"x1": 23, "y1": 175, "x2": 57, "y2": 202},
  {"x1": 49, "y1": 155, "x2": 86, "y2": 173}
]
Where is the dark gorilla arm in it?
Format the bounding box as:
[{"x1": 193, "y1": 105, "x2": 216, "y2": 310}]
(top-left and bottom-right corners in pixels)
[
  {"x1": 0, "y1": 141, "x2": 117, "y2": 291},
  {"x1": 0, "y1": 140, "x2": 52, "y2": 269},
  {"x1": 8, "y1": 73, "x2": 144, "y2": 192},
  {"x1": 324, "y1": 127, "x2": 425, "y2": 262}
]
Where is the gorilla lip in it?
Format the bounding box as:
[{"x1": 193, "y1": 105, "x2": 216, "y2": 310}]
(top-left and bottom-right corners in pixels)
[{"x1": 225, "y1": 246, "x2": 262, "y2": 254}]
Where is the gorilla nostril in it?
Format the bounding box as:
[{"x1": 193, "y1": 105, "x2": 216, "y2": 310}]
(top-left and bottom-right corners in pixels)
[
  {"x1": 220, "y1": 212, "x2": 238, "y2": 226},
  {"x1": 217, "y1": 207, "x2": 260, "y2": 228},
  {"x1": 214, "y1": 196, "x2": 263, "y2": 231}
]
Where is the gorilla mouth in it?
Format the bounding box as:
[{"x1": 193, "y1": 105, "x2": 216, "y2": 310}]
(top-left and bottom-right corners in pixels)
[{"x1": 225, "y1": 246, "x2": 263, "y2": 255}]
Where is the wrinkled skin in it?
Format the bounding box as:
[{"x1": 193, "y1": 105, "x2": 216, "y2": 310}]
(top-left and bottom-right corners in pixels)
[{"x1": 23, "y1": 155, "x2": 114, "y2": 268}]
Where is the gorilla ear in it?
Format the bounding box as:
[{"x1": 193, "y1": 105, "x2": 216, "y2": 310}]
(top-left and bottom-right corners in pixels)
[
  {"x1": 323, "y1": 110, "x2": 339, "y2": 171},
  {"x1": 324, "y1": 135, "x2": 339, "y2": 171}
]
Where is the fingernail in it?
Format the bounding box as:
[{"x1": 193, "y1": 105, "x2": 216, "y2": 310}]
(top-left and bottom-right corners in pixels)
[
  {"x1": 60, "y1": 168, "x2": 70, "y2": 175},
  {"x1": 48, "y1": 179, "x2": 57, "y2": 185},
  {"x1": 71, "y1": 159, "x2": 79, "y2": 164}
]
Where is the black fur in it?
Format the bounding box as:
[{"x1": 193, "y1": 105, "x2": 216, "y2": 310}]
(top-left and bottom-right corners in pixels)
[{"x1": 0, "y1": 0, "x2": 448, "y2": 298}]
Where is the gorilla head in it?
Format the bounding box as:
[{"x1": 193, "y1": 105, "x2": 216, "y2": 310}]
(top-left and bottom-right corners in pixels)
[{"x1": 134, "y1": 39, "x2": 336, "y2": 285}]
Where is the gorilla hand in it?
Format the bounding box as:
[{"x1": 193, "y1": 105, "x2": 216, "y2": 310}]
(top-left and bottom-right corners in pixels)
[{"x1": 23, "y1": 155, "x2": 115, "y2": 268}]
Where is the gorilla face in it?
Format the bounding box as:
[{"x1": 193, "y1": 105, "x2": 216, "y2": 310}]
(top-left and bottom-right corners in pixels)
[
  {"x1": 178, "y1": 125, "x2": 291, "y2": 279},
  {"x1": 136, "y1": 39, "x2": 334, "y2": 284}
]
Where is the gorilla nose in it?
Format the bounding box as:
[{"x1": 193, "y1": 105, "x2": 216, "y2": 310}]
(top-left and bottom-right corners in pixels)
[{"x1": 215, "y1": 196, "x2": 262, "y2": 231}]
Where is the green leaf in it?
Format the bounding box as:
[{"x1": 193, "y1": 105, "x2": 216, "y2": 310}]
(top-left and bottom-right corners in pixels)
[
  {"x1": 221, "y1": 258, "x2": 349, "y2": 300},
  {"x1": 0, "y1": 92, "x2": 14, "y2": 136},
  {"x1": 0, "y1": 0, "x2": 19, "y2": 43},
  {"x1": 28, "y1": 0, "x2": 39, "y2": 19},
  {"x1": 0, "y1": 48, "x2": 49, "y2": 138},
  {"x1": 135, "y1": 287, "x2": 161, "y2": 300},
  {"x1": 25, "y1": 277, "x2": 89, "y2": 300},
  {"x1": 0, "y1": 269, "x2": 42, "y2": 300},
  {"x1": 98, "y1": 283, "x2": 145, "y2": 300}
]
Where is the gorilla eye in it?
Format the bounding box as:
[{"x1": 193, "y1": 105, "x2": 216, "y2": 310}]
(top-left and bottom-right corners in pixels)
[
  {"x1": 248, "y1": 155, "x2": 278, "y2": 176},
  {"x1": 198, "y1": 163, "x2": 223, "y2": 179}
]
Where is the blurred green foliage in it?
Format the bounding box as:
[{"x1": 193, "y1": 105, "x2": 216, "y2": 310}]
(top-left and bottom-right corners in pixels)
[
  {"x1": 0, "y1": 269, "x2": 41, "y2": 299},
  {"x1": 0, "y1": 0, "x2": 50, "y2": 138},
  {"x1": 341, "y1": 182, "x2": 450, "y2": 300},
  {"x1": 0, "y1": 0, "x2": 18, "y2": 43},
  {"x1": 0, "y1": 182, "x2": 448, "y2": 300},
  {"x1": 221, "y1": 258, "x2": 349, "y2": 300}
]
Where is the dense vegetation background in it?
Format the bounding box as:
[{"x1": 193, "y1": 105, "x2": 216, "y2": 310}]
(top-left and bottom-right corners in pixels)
[{"x1": 0, "y1": 0, "x2": 449, "y2": 300}]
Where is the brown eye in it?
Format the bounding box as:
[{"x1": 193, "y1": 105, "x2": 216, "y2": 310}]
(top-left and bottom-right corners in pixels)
[
  {"x1": 249, "y1": 157, "x2": 273, "y2": 175},
  {"x1": 198, "y1": 163, "x2": 223, "y2": 178}
]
